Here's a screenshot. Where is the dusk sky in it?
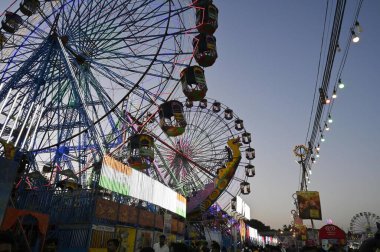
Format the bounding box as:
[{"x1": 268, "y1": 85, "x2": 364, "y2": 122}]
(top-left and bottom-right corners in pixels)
[
  {"x1": 203, "y1": 0, "x2": 380, "y2": 231},
  {"x1": 1, "y1": 0, "x2": 379, "y2": 233}
]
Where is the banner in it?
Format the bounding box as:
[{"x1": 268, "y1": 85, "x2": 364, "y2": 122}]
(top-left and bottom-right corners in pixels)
[
  {"x1": 100, "y1": 156, "x2": 186, "y2": 217},
  {"x1": 296, "y1": 191, "x2": 322, "y2": 220},
  {"x1": 231, "y1": 195, "x2": 251, "y2": 220}
]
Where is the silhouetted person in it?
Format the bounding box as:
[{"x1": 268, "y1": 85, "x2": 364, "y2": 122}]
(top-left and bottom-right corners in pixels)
[
  {"x1": 107, "y1": 238, "x2": 120, "y2": 252},
  {"x1": 140, "y1": 247, "x2": 154, "y2": 252},
  {"x1": 153, "y1": 235, "x2": 169, "y2": 252}
]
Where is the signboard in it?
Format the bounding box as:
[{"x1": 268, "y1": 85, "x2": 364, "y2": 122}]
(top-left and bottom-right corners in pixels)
[
  {"x1": 92, "y1": 225, "x2": 115, "y2": 232},
  {"x1": 100, "y1": 156, "x2": 186, "y2": 217},
  {"x1": 116, "y1": 227, "x2": 136, "y2": 252},
  {"x1": 319, "y1": 224, "x2": 346, "y2": 240},
  {"x1": 296, "y1": 191, "x2": 322, "y2": 220},
  {"x1": 319, "y1": 224, "x2": 346, "y2": 249},
  {"x1": 230, "y1": 195, "x2": 251, "y2": 220}
]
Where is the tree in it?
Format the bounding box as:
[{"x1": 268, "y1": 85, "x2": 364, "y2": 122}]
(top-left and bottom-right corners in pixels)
[
  {"x1": 282, "y1": 224, "x2": 292, "y2": 232},
  {"x1": 246, "y1": 219, "x2": 271, "y2": 232}
]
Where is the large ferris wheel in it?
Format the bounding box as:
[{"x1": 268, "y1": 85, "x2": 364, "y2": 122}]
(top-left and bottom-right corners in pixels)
[
  {"x1": 0, "y1": 0, "x2": 254, "y2": 217},
  {"x1": 349, "y1": 212, "x2": 380, "y2": 237}
]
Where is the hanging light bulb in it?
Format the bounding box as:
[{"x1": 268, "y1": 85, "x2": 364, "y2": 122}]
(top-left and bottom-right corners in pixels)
[
  {"x1": 325, "y1": 123, "x2": 330, "y2": 131},
  {"x1": 338, "y1": 79, "x2": 345, "y2": 89},
  {"x1": 328, "y1": 114, "x2": 333, "y2": 123},
  {"x1": 355, "y1": 21, "x2": 363, "y2": 33},
  {"x1": 326, "y1": 98, "x2": 331, "y2": 104},
  {"x1": 316, "y1": 144, "x2": 320, "y2": 151},
  {"x1": 336, "y1": 44, "x2": 341, "y2": 52},
  {"x1": 351, "y1": 30, "x2": 360, "y2": 43},
  {"x1": 321, "y1": 135, "x2": 325, "y2": 142},
  {"x1": 309, "y1": 168, "x2": 313, "y2": 174},
  {"x1": 332, "y1": 89, "x2": 337, "y2": 99},
  {"x1": 316, "y1": 153, "x2": 320, "y2": 158},
  {"x1": 308, "y1": 178, "x2": 311, "y2": 184}
]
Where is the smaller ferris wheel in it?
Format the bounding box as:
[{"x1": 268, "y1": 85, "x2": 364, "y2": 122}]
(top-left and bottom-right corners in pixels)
[{"x1": 349, "y1": 212, "x2": 380, "y2": 237}]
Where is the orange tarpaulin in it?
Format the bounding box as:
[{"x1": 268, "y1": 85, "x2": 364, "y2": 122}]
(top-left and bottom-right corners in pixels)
[{"x1": 0, "y1": 207, "x2": 49, "y2": 235}]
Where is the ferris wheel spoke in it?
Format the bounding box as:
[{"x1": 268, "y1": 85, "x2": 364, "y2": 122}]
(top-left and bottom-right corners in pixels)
[
  {"x1": 68, "y1": 0, "x2": 158, "y2": 51},
  {"x1": 153, "y1": 133, "x2": 215, "y2": 179},
  {"x1": 186, "y1": 112, "x2": 224, "y2": 145},
  {"x1": 90, "y1": 59, "x2": 173, "y2": 82},
  {"x1": 89, "y1": 61, "x2": 167, "y2": 106}
]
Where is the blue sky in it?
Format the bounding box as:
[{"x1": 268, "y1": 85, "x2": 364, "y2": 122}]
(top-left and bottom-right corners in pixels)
[
  {"x1": 1, "y1": 0, "x2": 379, "y2": 232},
  {"x1": 204, "y1": 0, "x2": 380, "y2": 231}
]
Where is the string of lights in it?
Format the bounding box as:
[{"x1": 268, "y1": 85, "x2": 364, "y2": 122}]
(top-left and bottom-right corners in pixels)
[{"x1": 301, "y1": 0, "x2": 364, "y2": 187}]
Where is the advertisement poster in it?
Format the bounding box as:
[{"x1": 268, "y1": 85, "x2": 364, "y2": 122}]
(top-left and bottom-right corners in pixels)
[
  {"x1": 135, "y1": 230, "x2": 153, "y2": 251},
  {"x1": 164, "y1": 213, "x2": 172, "y2": 234},
  {"x1": 117, "y1": 227, "x2": 136, "y2": 252},
  {"x1": 296, "y1": 191, "x2": 322, "y2": 220},
  {"x1": 295, "y1": 224, "x2": 307, "y2": 241}
]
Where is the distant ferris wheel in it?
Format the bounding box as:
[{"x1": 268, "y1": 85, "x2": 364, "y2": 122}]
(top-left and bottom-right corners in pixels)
[{"x1": 349, "y1": 212, "x2": 380, "y2": 236}]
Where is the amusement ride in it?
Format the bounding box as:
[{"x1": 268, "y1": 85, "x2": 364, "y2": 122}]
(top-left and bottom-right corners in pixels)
[{"x1": 0, "y1": 0, "x2": 255, "y2": 249}]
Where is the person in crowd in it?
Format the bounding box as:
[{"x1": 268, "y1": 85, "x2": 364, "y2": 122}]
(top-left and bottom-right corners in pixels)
[
  {"x1": 153, "y1": 235, "x2": 169, "y2": 252},
  {"x1": 241, "y1": 243, "x2": 252, "y2": 252},
  {"x1": 199, "y1": 241, "x2": 209, "y2": 252},
  {"x1": 107, "y1": 238, "x2": 120, "y2": 252},
  {"x1": 359, "y1": 222, "x2": 380, "y2": 251},
  {"x1": 140, "y1": 247, "x2": 154, "y2": 252},
  {"x1": 170, "y1": 242, "x2": 189, "y2": 252},
  {"x1": 0, "y1": 231, "x2": 15, "y2": 252},
  {"x1": 43, "y1": 238, "x2": 58, "y2": 252},
  {"x1": 211, "y1": 241, "x2": 220, "y2": 252}
]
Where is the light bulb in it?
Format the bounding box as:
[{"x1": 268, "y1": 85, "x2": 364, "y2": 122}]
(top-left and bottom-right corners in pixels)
[
  {"x1": 326, "y1": 98, "x2": 331, "y2": 104},
  {"x1": 325, "y1": 124, "x2": 330, "y2": 131},
  {"x1": 316, "y1": 154, "x2": 320, "y2": 158},
  {"x1": 332, "y1": 89, "x2": 337, "y2": 99},
  {"x1": 355, "y1": 21, "x2": 363, "y2": 33},
  {"x1": 328, "y1": 115, "x2": 333, "y2": 123},
  {"x1": 338, "y1": 79, "x2": 345, "y2": 89},
  {"x1": 321, "y1": 135, "x2": 325, "y2": 142},
  {"x1": 352, "y1": 31, "x2": 360, "y2": 43}
]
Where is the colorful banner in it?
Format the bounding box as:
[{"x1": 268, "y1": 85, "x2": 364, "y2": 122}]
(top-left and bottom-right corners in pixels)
[
  {"x1": 296, "y1": 191, "x2": 322, "y2": 220},
  {"x1": 100, "y1": 155, "x2": 186, "y2": 217},
  {"x1": 239, "y1": 219, "x2": 246, "y2": 242}
]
